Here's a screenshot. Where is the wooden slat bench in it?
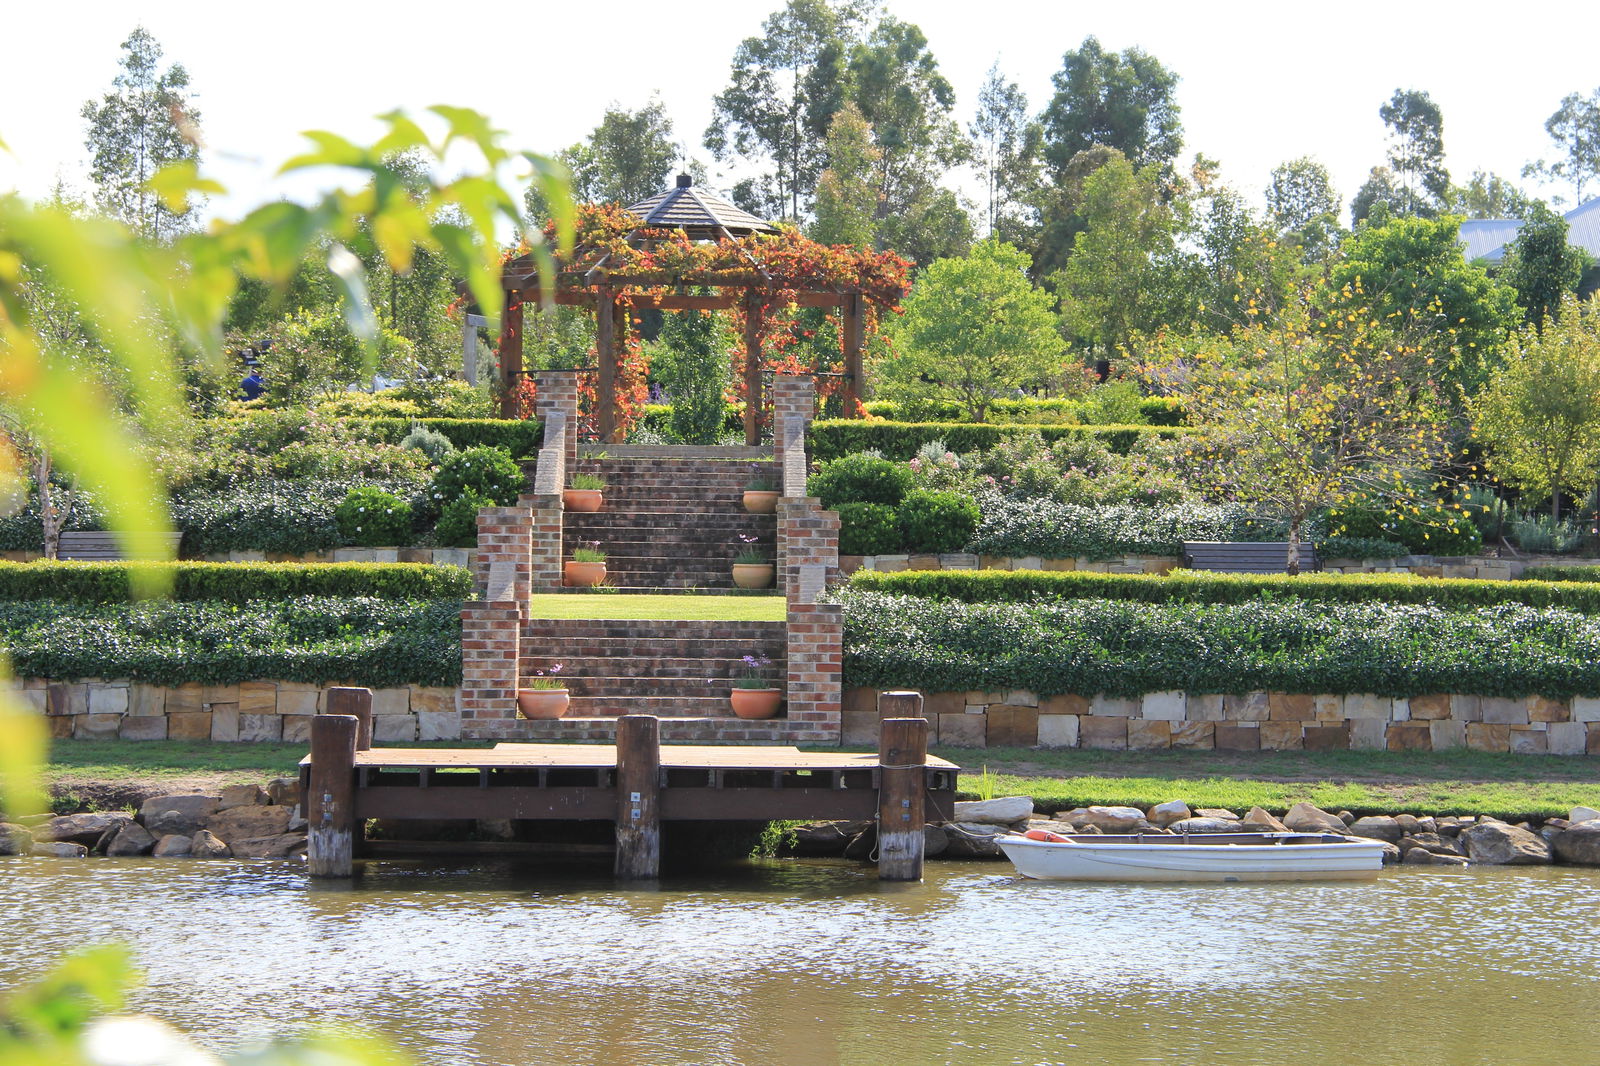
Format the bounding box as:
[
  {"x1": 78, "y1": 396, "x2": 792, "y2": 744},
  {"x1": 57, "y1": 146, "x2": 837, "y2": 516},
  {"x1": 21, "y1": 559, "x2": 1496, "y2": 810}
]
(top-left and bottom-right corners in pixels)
[
  {"x1": 56, "y1": 531, "x2": 184, "y2": 561},
  {"x1": 1181, "y1": 541, "x2": 1318, "y2": 574}
]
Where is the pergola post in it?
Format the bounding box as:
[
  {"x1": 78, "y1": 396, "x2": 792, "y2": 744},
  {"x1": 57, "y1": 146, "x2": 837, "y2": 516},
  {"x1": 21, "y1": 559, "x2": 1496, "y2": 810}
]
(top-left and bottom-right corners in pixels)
[
  {"x1": 596, "y1": 286, "x2": 617, "y2": 443},
  {"x1": 744, "y1": 290, "x2": 764, "y2": 446},
  {"x1": 497, "y1": 294, "x2": 524, "y2": 419},
  {"x1": 841, "y1": 293, "x2": 864, "y2": 416}
]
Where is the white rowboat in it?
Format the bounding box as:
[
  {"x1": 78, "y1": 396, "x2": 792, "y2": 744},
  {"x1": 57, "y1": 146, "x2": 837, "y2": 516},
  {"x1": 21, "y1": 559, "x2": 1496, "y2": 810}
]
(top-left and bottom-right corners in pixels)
[{"x1": 996, "y1": 831, "x2": 1387, "y2": 882}]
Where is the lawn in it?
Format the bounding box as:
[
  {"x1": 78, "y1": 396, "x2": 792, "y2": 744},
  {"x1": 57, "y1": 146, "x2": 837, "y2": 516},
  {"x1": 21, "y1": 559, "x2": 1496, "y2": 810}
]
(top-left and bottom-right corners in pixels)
[{"x1": 528, "y1": 593, "x2": 785, "y2": 621}]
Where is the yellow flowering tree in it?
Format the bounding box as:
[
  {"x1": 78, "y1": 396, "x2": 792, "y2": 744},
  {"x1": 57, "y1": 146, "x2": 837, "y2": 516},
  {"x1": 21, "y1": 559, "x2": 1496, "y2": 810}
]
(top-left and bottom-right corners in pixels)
[
  {"x1": 1470, "y1": 293, "x2": 1600, "y2": 520},
  {"x1": 1142, "y1": 285, "x2": 1452, "y2": 574}
]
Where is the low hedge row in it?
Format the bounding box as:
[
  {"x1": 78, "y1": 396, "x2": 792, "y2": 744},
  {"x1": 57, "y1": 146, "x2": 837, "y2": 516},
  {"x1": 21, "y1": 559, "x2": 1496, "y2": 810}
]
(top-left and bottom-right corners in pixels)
[
  {"x1": 968, "y1": 499, "x2": 1291, "y2": 560},
  {"x1": 0, "y1": 561, "x2": 473, "y2": 604},
  {"x1": 225, "y1": 414, "x2": 544, "y2": 457},
  {"x1": 861, "y1": 396, "x2": 1187, "y2": 426},
  {"x1": 850, "y1": 568, "x2": 1600, "y2": 614},
  {"x1": 1523, "y1": 565, "x2": 1600, "y2": 584},
  {"x1": 807, "y1": 421, "x2": 1185, "y2": 461},
  {"x1": 171, "y1": 478, "x2": 424, "y2": 556},
  {"x1": 0, "y1": 597, "x2": 462, "y2": 688},
  {"x1": 837, "y1": 590, "x2": 1600, "y2": 699}
]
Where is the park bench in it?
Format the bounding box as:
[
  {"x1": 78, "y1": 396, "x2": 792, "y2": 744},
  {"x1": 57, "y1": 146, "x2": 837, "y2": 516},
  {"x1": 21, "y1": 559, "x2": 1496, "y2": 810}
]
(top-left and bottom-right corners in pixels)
[
  {"x1": 1181, "y1": 541, "x2": 1318, "y2": 574},
  {"x1": 55, "y1": 531, "x2": 184, "y2": 561}
]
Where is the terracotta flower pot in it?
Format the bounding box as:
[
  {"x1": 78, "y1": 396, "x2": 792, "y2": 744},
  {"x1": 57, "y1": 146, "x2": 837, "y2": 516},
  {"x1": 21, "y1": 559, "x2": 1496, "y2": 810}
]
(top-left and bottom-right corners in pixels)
[
  {"x1": 562, "y1": 489, "x2": 604, "y2": 512},
  {"x1": 517, "y1": 689, "x2": 570, "y2": 720},
  {"x1": 742, "y1": 490, "x2": 779, "y2": 514},
  {"x1": 730, "y1": 688, "x2": 782, "y2": 719},
  {"x1": 564, "y1": 560, "x2": 607, "y2": 587},
  {"x1": 732, "y1": 563, "x2": 774, "y2": 589}
]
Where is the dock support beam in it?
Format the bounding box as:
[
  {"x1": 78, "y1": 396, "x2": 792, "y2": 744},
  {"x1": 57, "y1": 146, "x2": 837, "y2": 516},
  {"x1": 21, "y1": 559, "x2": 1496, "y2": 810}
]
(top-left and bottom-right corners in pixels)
[
  {"x1": 878, "y1": 706, "x2": 928, "y2": 882},
  {"x1": 308, "y1": 714, "x2": 359, "y2": 878},
  {"x1": 326, "y1": 687, "x2": 372, "y2": 751},
  {"x1": 614, "y1": 714, "x2": 661, "y2": 880}
]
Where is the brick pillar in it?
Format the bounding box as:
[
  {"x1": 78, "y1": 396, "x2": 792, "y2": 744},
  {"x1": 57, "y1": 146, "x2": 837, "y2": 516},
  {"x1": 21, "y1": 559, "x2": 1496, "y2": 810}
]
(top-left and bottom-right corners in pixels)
[
  {"x1": 533, "y1": 370, "x2": 579, "y2": 469},
  {"x1": 473, "y1": 506, "x2": 532, "y2": 607},
  {"x1": 782, "y1": 499, "x2": 842, "y2": 745},
  {"x1": 459, "y1": 601, "x2": 521, "y2": 740},
  {"x1": 772, "y1": 375, "x2": 815, "y2": 498}
]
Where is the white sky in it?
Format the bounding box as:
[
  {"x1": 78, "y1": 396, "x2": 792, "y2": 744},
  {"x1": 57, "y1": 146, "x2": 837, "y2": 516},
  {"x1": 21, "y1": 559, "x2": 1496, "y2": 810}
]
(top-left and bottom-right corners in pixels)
[{"x1": 3, "y1": 0, "x2": 1597, "y2": 224}]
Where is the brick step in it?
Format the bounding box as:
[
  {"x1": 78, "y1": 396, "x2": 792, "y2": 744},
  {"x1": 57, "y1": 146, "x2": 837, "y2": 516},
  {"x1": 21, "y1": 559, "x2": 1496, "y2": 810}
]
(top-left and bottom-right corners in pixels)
[
  {"x1": 564, "y1": 512, "x2": 775, "y2": 531},
  {"x1": 522, "y1": 617, "x2": 785, "y2": 636},
  {"x1": 570, "y1": 535, "x2": 774, "y2": 553},
  {"x1": 521, "y1": 654, "x2": 785, "y2": 679},
  {"x1": 506, "y1": 716, "x2": 799, "y2": 744},
  {"x1": 577, "y1": 445, "x2": 771, "y2": 461},
  {"x1": 521, "y1": 637, "x2": 786, "y2": 661},
  {"x1": 591, "y1": 562, "x2": 768, "y2": 580},
  {"x1": 520, "y1": 675, "x2": 763, "y2": 699},
  {"x1": 559, "y1": 694, "x2": 758, "y2": 718}
]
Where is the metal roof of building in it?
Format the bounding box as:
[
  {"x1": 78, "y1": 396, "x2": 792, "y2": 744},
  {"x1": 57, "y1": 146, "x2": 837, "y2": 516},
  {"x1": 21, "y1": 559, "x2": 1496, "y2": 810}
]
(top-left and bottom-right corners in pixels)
[
  {"x1": 1460, "y1": 197, "x2": 1600, "y2": 264},
  {"x1": 625, "y1": 175, "x2": 778, "y2": 237}
]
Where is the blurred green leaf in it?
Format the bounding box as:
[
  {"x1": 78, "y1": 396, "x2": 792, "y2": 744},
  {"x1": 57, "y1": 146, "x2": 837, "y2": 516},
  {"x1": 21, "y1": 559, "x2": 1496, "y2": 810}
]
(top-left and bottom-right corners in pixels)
[{"x1": 146, "y1": 160, "x2": 227, "y2": 214}]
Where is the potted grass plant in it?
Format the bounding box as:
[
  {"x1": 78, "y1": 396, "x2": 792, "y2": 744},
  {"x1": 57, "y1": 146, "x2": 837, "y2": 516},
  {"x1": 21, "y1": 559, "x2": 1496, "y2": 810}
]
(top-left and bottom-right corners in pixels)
[
  {"x1": 731, "y1": 534, "x2": 774, "y2": 588},
  {"x1": 730, "y1": 655, "x2": 782, "y2": 719},
  {"x1": 564, "y1": 542, "x2": 608, "y2": 587},
  {"x1": 517, "y1": 665, "x2": 569, "y2": 720},
  {"x1": 742, "y1": 468, "x2": 780, "y2": 513},
  {"x1": 563, "y1": 473, "x2": 606, "y2": 512}
]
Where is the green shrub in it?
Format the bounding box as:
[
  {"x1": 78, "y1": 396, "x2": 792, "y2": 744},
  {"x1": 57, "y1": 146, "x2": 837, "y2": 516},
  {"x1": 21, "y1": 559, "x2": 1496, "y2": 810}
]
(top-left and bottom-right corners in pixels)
[
  {"x1": 171, "y1": 478, "x2": 420, "y2": 555},
  {"x1": 400, "y1": 423, "x2": 456, "y2": 463},
  {"x1": 860, "y1": 397, "x2": 1186, "y2": 426},
  {"x1": 219, "y1": 414, "x2": 542, "y2": 457},
  {"x1": 1522, "y1": 565, "x2": 1600, "y2": 583},
  {"x1": 898, "y1": 490, "x2": 981, "y2": 554},
  {"x1": 435, "y1": 491, "x2": 488, "y2": 548},
  {"x1": 850, "y1": 567, "x2": 1600, "y2": 614},
  {"x1": 0, "y1": 560, "x2": 472, "y2": 603},
  {"x1": 808, "y1": 454, "x2": 914, "y2": 509},
  {"x1": 837, "y1": 502, "x2": 902, "y2": 556},
  {"x1": 809, "y1": 420, "x2": 1183, "y2": 461},
  {"x1": 430, "y1": 446, "x2": 523, "y2": 508},
  {"x1": 0, "y1": 596, "x2": 462, "y2": 687},
  {"x1": 1316, "y1": 536, "x2": 1410, "y2": 560},
  {"x1": 838, "y1": 589, "x2": 1600, "y2": 699},
  {"x1": 968, "y1": 498, "x2": 1293, "y2": 560},
  {"x1": 1330, "y1": 503, "x2": 1482, "y2": 555},
  {"x1": 336, "y1": 487, "x2": 414, "y2": 547}
]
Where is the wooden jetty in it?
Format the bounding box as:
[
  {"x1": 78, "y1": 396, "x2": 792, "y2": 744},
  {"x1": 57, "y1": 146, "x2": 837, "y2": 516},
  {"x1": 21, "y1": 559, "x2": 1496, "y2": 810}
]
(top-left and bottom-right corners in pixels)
[{"x1": 301, "y1": 689, "x2": 959, "y2": 882}]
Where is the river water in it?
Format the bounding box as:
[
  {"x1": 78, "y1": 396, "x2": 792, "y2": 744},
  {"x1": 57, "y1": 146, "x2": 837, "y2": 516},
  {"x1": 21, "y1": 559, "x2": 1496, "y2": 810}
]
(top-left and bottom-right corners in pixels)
[{"x1": 2, "y1": 856, "x2": 1598, "y2": 1066}]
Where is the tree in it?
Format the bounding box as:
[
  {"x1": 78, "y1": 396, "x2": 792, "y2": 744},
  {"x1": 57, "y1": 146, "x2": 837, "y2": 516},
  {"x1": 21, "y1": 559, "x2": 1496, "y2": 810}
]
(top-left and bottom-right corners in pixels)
[
  {"x1": 1498, "y1": 203, "x2": 1587, "y2": 329},
  {"x1": 704, "y1": 0, "x2": 855, "y2": 220},
  {"x1": 1192, "y1": 186, "x2": 1299, "y2": 329},
  {"x1": 880, "y1": 239, "x2": 1063, "y2": 421},
  {"x1": 1471, "y1": 293, "x2": 1600, "y2": 519},
  {"x1": 1040, "y1": 36, "x2": 1182, "y2": 177},
  {"x1": 1524, "y1": 88, "x2": 1600, "y2": 205},
  {"x1": 1329, "y1": 214, "x2": 1520, "y2": 398},
  {"x1": 655, "y1": 308, "x2": 732, "y2": 445},
  {"x1": 1449, "y1": 170, "x2": 1536, "y2": 219},
  {"x1": 969, "y1": 62, "x2": 1039, "y2": 241},
  {"x1": 1053, "y1": 153, "x2": 1188, "y2": 354},
  {"x1": 811, "y1": 103, "x2": 881, "y2": 247},
  {"x1": 1351, "y1": 165, "x2": 1405, "y2": 226},
  {"x1": 563, "y1": 98, "x2": 681, "y2": 207},
  {"x1": 1378, "y1": 89, "x2": 1449, "y2": 217},
  {"x1": 1144, "y1": 291, "x2": 1451, "y2": 574},
  {"x1": 80, "y1": 26, "x2": 202, "y2": 241},
  {"x1": 1265, "y1": 156, "x2": 1342, "y2": 260}
]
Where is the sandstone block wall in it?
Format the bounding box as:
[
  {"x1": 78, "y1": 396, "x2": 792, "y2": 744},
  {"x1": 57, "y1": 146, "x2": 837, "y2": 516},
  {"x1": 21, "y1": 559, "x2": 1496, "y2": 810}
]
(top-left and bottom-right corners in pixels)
[{"x1": 840, "y1": 553, "x2": 1597, "y2": 581}]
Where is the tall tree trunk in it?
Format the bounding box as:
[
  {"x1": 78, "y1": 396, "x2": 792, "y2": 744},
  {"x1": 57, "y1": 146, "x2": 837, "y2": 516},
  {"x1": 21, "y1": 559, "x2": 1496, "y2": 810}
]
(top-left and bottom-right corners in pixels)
[
  {"x1": 1553, "y1": 490, "x2": 1562, "y2": 522},
  {"x1": 36, "y1": 448, "x2": 72, "y2": 561},
  {"x1": 1286, "y1": 516, "x2": 1302, "y2": 577}
]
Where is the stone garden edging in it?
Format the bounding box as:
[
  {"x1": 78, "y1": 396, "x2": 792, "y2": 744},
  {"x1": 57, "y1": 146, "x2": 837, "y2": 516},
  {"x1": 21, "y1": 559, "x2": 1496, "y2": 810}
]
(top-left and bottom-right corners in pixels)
[{"x1": 840, "y1": 552, "x2": 1600, "y2": 580}]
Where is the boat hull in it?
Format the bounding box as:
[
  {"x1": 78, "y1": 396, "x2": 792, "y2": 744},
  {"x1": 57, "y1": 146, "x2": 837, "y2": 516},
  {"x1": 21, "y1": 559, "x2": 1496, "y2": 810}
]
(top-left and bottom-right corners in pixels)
[{"x1": 996, "y1": 833, "x2": 1387, "y2": 882}]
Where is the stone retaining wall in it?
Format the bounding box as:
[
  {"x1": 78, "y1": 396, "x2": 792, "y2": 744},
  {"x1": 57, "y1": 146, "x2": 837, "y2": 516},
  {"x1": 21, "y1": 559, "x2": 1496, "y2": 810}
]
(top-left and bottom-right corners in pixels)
[
  {"x1": 14, "y1": 679, "x2": 461, "y2": 742},
  {"x1": 843, "y1": 687, "x2": 1600, "y2": 755},
  {"x1": 0, "y1": 548, "x2": 475, "y2": 566},
  {"x1": 841, "y1": 552, "x2": 1600, "y2": 581}
]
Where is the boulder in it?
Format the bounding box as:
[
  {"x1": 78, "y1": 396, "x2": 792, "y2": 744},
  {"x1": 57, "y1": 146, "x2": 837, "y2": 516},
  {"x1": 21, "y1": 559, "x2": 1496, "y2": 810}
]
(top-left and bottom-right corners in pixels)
[
  {"x1": 37, "y1": 812, "x2": 132, "y2": 847},
  {"x1": 1241, "y1": 807, "x2": 1288, "y2": 833},
  {"x1": 31, "y1": 841, "x2": 89, "y2": 858},
  {"x1": 190, "y1": 830, "x2": 232, "y2": 859},
  {"x1": 790, "y1": 821, "x2": 862, "y2": 856},
  {"x1": 0, "y1": 822, "x2": 33, "y2": 855},
  {"x1": 951, "y1": 796, "x2": 1034, "y2": 825},
  {"x1": 1414, "y1": 817, "x2": 1438, "y2": 835},
  {"x1": 923, "y1": 825, "x2": 950, "y2": 858},
  {"x1": 1551, "y1": 821, "x2": 1600, "y2": 866},
  {"x1": 152, "y1": 834, "x2": 193, "y2": 858},
  {"x1": 1076, "y1": 806, "x2": 1149, "y2": 832},
  {"x1": 1283, "y1": 803, "x2": 1347, "y2": 834},
  {"x1": 138, "y1": 795, "x2": 221, "y2": 838},
  {"x1": 1148, "y1": 800, "x2": 1192, "y2": 828},
  {"x1": 1402, "y1": 847, "x2": 1469, "y2": 866},
  {"x1": 1348, "y1": 837, "x2": 1402, "y2": 864},
  {"x1": 475, "y1": 819, "x2": 517, "y2": 842},
  {"x1": 1194, "y1": 808, "x2": 1240, "y2": 821},
  {"x1": 217, "y1": 783, "x2": 267, "y2": 811},
  {"x1": 1393, "y1": 814, "x2": 1424, "y2": 836},
  {"x1": 1570, "y1": 806, "x2": 1600, "y2": 825},
  {"x1": 106, "y1": 822, "x2": 157, "y2": 857},
  {"x1": 1346, "y1": 816, "x2": 1403, "y2": 844},
  {"x1": 1461, "y1": 821, "x2": 1553, "y2": 865},
  {"x1": 265, "y1": 777, "x2": 301, "y2": 807},
  {"x1": 229, "y1": 833, "x2": 307, "y2": 859},
  {"x1": 1337, "y1": 810, "x2": 1355, "y2": 825},
  {"x1": 1026, "y1": 819, "x2": 1079, "y2": 837},
  {"x1": 204, "y1": 804, "x2": 292, "y2": 845},
  {"x1": 941, "y1": 822, "x2": 1006, "y2": 859},
  {"x1": 1167, "y1": 817, "x2": 1247, "y2": 834},
  {"x1": 1435, "y1": 817, "x2": 1467, "y2": 838},
  {"x1": 1400, "y1": 832, "x2": 1465, "y2": 857}
]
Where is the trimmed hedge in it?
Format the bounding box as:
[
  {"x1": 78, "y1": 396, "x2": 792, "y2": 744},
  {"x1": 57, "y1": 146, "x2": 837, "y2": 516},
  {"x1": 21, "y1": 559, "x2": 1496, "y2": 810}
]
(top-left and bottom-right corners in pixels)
[
  {"x1": 1522, "y1": 565, "x2": 1600, "y2": 584},
  {"x1": 807, "y1": 421, "x2": 1185, "y2": 461},
  {"x1": 1317, "y1": 536, "x2": 1410, "y2": 560},
  {"x1": 968, "y1": 498, "x2": 1291, "y2": 560},
  {"x1": 838, "y1": 589, "x2": 1600, "y2": 699},
  {"x1": 849, "y1": 567, "x2": 1600, "y2": 615},
  {"x1": 0, "y1": 561, "x2": 473, "y2": 604},
  {"x1": 171, "y1": 478, "x2": 422, "y2": 556},
  {"x1": 860, "y1": 397, "x2": 1187, "y2": 426},
  {"x1": 1, "y1": 596, "x2": 463, "y2": 688},
  {"x1": 225, "y1": 415, "x2": 544, "y2": 457}
]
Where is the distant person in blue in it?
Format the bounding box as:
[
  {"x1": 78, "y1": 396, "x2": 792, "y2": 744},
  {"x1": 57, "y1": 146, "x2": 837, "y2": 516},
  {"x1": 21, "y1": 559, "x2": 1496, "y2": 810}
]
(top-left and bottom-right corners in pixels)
[{"x1": 240, "y1": 369, "x2": 266, "y2": 401}]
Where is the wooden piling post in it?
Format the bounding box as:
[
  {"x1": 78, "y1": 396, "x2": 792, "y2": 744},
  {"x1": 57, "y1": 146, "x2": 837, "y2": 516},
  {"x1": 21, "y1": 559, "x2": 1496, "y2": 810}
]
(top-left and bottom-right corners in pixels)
[
  {"x1": 308, "y1": 714, "x2": 359, "y2": 878},
  {"x1": 878, "y1": 710, "x2": 928, "y2": 882},
  {"x1": 326, "y1": 687, "x2": 372, "y2": 751},
  {"x1": 614, "y1": 714, "x2": 661, "y2": 880}
]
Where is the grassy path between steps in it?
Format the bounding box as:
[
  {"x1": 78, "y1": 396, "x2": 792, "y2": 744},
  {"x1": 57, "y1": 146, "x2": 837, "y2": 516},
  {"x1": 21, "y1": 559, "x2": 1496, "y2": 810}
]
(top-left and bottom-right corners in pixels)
[
  {"x1": 27, "y1": 741, "x2": 1600, "y2": 821},
  {"x1": 527, "y1": 593, "x2": 785, "y2": 621}
]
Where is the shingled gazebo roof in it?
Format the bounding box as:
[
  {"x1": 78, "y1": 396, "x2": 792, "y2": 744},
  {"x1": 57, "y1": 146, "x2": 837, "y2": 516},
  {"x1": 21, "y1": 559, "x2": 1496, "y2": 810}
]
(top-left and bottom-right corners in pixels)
[{"x1": 625, "y1": 174, "x2": 778, "y2": 239}]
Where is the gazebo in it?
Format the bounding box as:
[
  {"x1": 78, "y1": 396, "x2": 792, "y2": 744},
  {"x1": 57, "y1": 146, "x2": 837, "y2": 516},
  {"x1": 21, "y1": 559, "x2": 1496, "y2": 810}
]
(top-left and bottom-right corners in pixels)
[{"x1": 494, "y1": 175, "x2": 907, "y2": 443}]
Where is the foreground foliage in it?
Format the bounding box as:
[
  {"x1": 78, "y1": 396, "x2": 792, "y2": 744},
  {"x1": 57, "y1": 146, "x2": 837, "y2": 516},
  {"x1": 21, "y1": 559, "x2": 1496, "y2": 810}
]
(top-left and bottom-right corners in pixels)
[{"x1": 0, "y1": 560, "x2": 471, "y2": 603}]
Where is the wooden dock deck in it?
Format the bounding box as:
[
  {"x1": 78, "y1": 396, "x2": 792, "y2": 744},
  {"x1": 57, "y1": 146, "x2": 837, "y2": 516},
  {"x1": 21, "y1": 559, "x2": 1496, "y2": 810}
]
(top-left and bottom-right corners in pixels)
[{"x1": 300, "y1": 690, "x2": 959, "y2": 882}]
